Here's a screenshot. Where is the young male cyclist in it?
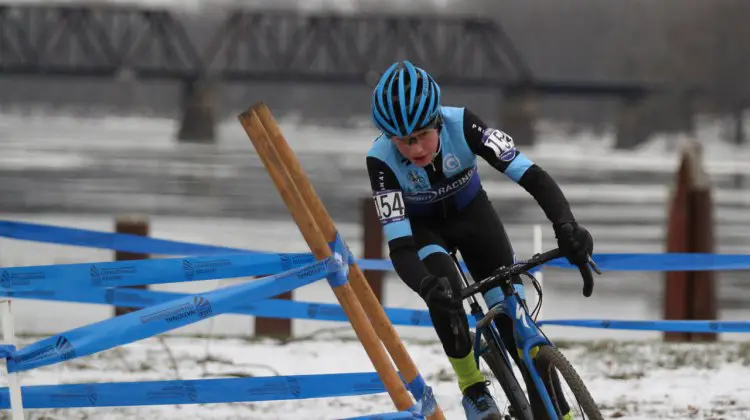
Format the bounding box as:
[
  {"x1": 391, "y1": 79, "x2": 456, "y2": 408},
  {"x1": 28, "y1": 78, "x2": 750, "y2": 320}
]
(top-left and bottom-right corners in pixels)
[{"x1": 366, "y1": 60, "x2": 594, "y2": 419}]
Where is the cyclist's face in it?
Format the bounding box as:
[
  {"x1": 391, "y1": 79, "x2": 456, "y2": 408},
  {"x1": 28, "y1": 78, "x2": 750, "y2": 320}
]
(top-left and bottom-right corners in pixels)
[{"x1": 391, "y1": 128, "x2": 439, "y2": 167}]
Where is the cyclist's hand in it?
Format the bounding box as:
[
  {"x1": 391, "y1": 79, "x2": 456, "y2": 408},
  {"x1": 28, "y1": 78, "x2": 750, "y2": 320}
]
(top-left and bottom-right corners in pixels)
[
  {"x1": 418, "y1": 275, "x2": 461, "y2": 314},
  {"x1": 554, "y1": 222, "x2": 594, "y2": 266}
]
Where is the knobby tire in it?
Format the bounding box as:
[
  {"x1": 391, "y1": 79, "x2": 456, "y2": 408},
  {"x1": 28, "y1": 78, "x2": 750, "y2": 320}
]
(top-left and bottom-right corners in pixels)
[
  {"x1": 470, "y1": 331, "x2": 533, "y2": 420},
  {"x1": 534, "y1": 345, "x2": 603, "y2": 420}
]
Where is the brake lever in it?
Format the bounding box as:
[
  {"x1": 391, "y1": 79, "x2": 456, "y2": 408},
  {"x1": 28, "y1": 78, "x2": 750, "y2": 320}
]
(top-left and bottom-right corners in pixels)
[
  {"x1": 587, "y1": 255, "x2": 602, "y2": 275},
  {"x1": 578, "y1": 254, "x2": 598, "y2": 298}
]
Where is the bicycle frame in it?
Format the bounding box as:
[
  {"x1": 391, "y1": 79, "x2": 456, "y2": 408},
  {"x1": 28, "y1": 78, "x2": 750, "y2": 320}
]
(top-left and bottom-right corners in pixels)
[
  {"x1": 479, "y1": 289, "x2": 560, "y2": 419},
  {"x1": 454, "y1": 255, "x2": 562, "y2": 419}
]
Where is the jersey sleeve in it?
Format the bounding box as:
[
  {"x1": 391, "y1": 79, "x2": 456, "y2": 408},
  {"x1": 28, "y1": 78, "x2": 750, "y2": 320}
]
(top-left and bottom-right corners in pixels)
[
  {"x1": 366, "y1": 156, "x2": 412, "y2": 242},
  {"x1": 462, "y1": 107, "x2": 534, "y2": 184},
  {"x1": 366, "y1": 156, "x2": 433, "y2": 287},
  {"x1": 462, "y1": 108, "x2": 576, "y2": 226}
]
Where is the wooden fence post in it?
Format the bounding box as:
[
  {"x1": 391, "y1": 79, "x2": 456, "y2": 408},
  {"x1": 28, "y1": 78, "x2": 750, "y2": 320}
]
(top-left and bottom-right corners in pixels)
[
  {"x1": 254, "y1": 286, "x2": 292, "y2": 338},
  {"x1": 113, "y1": 215, "x2": 149, "y2": 317},
  {"x1": 663, "y1": 141, "x2": 717, "y2": 342},
  {"x1": 362, "y1": 197, "x2": 384, "y2": 303},
  {"x1": 663, "y1": 150, "x2": 691, "y2": 342},
  {"x1": 685, "y1": 142, "x2": 717, "y2": 342}
]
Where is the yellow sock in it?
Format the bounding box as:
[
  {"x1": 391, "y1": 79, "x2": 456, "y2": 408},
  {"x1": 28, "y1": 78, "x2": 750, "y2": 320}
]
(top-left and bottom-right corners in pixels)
[
  {"x1": 562, "y1": 411, "x2": 573, "y2": 420},
  {"x1": 448, "y1": 350, "x2": 486, "y2": 393}
]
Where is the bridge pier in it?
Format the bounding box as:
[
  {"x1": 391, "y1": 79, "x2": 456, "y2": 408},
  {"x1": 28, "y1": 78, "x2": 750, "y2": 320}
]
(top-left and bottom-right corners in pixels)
[
  {"x1": 177, "y1": 78, "x2": 217, "y2": 143},
  {"x1": 500, "y1": 89, "x2": 537, "y2": 146}
]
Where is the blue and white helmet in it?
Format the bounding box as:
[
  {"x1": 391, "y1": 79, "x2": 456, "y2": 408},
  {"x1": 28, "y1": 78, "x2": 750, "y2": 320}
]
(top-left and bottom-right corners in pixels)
[{"x1": 371, "y1": 60, "x2": 442, "y2": 138}]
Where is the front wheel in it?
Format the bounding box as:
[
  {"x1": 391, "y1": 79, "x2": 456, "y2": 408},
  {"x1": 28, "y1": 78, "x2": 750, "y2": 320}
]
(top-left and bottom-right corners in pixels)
[
  {"x1": 470, "y1": 331, "x2": 533, "y2": 420},
  {"x1": 534, "y1": 345, "x2": 603, "y2": 420}
]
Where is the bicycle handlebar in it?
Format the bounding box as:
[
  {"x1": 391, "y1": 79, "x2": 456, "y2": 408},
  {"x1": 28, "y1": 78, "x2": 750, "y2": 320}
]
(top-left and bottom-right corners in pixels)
[{"x1": 459, "y1": 248, "x2": 601, "y2": 300}]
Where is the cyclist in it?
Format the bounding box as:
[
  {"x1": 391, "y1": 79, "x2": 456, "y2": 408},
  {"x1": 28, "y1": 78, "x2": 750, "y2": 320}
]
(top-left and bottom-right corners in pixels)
[{"x1": 366, "y1": 60, "x2": 594, "y2": 419}]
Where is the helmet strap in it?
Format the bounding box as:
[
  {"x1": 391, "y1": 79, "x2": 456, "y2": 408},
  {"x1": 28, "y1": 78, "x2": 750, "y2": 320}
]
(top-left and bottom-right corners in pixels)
[{"x1": 430, "y1": 115, "x2": 444, "y2": 164}]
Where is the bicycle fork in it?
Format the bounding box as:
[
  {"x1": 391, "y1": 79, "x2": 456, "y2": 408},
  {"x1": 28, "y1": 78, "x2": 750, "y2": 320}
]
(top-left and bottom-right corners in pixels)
[
  {"x1": 498, "y1": 294, "x2": 563, "y2": 420},
  {"x1": 479, "y1": 297, "x2": 563, "y2": 419}
]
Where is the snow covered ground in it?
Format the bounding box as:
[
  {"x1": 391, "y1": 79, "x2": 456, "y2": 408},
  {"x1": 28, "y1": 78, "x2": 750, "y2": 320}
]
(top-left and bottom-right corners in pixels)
[{"x1": 3, "y1": 334, "x2": 750, "y2": 419}]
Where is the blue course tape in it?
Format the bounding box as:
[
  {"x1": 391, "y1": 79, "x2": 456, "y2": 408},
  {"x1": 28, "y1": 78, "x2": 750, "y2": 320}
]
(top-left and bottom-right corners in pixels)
[
  {"x1": 0, "y1": 286, "x2": 471, "y2": 329},
  {"x1": 327, "y1": 232, "x2": 353, "y2": 287},
  {"x1": 342, "y1": 411, "x2": 424, "y2": 419},
  {"x1": 404, "y1": 374, "x2": 435, "y2": 417},
  {"x1": 358, "y1": 258, "x2": 474, "y2": 274},
  {"x1": 6, "y1": 220, "x2": 750, "y2": 272},
  {"x1": 0, "y1": 372, "x2": 386, "y2": 409},
  {"x1": 537, "y1": 319, "x2": 750, "y2": 333},
  {"x1": 544, "y1": 253, "x2": 750, "y2": 272},
  {"x1": 0, "y1": 252, "x2": 316, "y2": 293},
  {"x1": 0, "y1": 220, "x2": 255, "y2": 256},
  {"x1": 10, "y1": 250, "x2": 746, "y2": 297},
  {"x1": 0, "y1": 345, "x2": 14, "y2": 358},
  {"x1": 357, "y1": 258, "x2": 395, "y2": 272},
  {"x1": 13, "y1": 284, "x2": 747, "y2": 334},
  {"x1": 240, "y1": 297, "x2": 452, "y2": 327},
  {"x1": 8, "y1": 258, "x2": 342, "y2": 373}
]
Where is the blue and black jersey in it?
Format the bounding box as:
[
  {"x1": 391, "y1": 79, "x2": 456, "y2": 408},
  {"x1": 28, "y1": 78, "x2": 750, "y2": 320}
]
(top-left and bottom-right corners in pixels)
[{"x1": 365, "y1": 106, "x2": 575, "y2": 286}]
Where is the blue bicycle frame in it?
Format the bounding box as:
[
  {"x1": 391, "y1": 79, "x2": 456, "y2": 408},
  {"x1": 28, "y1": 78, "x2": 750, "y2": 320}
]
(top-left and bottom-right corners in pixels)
[
  {"x1": 471, "y1": 285, "x2": 559, "y2": 419},
  {"x1": 454, "y1": 247, "x2": 597, "y2": 419}
]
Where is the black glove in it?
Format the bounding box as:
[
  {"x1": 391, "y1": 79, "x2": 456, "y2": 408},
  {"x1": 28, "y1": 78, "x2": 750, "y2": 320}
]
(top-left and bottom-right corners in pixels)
[
  {"x1": 418, "y1": 275, "x2": 461, "y2": 314},
  {"x1": 554, "y1": 222, "x2": 594, "y2": 266}
]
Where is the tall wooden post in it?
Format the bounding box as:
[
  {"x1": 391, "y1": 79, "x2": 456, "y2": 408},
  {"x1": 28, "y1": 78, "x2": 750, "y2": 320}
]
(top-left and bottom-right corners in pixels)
[
  {"x1": 362, "y1": 197, "x2": 384, "y2": 303},
  {"x1": 663, "y1": 154, "x2": 691, "y2": 342},
  {"x1": 663, "y1": 141, "x2": 717, "y2": 342},
  {"x1": 254, "y1": 287, "x2": 292, "y2": 338},
  {"x1": 686, "y1": 142, "x2": 717, "y2": 342},
  {"x1": 113, "y1": 215, "x2": 149, "y2": 316},
  {"x1": 250, "y1": 102, "x2": 444, "y2": 419},
  {"x1": 237, "y1": 106, "x2": 418, "y2": 414}
]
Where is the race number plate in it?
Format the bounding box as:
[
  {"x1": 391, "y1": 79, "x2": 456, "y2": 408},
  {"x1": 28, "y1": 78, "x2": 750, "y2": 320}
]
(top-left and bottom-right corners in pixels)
[{"x1": 373, "y1": 190, "x2": 406, "y2": 223}]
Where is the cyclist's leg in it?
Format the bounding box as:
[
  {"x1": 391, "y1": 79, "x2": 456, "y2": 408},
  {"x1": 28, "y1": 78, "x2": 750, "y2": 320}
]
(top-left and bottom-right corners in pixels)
[
  {"x1": 406, "y1": 222, "x2": 502, "y2": 419},
  {"x1": 402, "y1": 222, "x2": 480, "y2": 390},
  {"x1": 451, "y1": 192, "x2": 557, "y2": 417}
]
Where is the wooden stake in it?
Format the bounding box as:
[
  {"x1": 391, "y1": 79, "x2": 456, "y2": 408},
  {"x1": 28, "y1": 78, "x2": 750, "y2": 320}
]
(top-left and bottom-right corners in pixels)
[
  {"x1": 362, "y1": 197, "x2": 385, "y2": 303},
  {"x1": 252, "y1": 102, "x2": 445, "y2": 420},
  {"x1": 114, "y1": 215, "x2": 150, "y2": 317},
  {"x1": 237, "y1": 108, "x2": 414, "y2": 412},
  {"x1": 664, "y1": 141, "x2": 717, "y2": 342}
]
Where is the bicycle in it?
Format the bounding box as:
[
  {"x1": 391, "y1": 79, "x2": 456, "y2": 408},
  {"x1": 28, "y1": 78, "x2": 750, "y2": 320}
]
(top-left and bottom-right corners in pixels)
[{"x1": 450, "y1": 248, "x2": 603, "y2": 420}]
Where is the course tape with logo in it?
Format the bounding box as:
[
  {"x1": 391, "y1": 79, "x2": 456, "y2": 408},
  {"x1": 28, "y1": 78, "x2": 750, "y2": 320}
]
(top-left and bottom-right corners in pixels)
[
  {"x1": 4, "y1": 220, "x2": 750, "y2": 272},
  {"x1": 0, "y1": 287, "x2": 447, "y2": 328},
  {"x1": 6, "y1": 286, "x2": 746, "y2": 333},
  {"x1": 0, "y1": 372, "x2": 386, "y2": 409},
  {"x1": 0, "y1": 220, "x2": 254, "y2": 256},
  {"x1": 7, "y1": 257, "x2": 344, "y2": 373},
  {"x1": 0, "y1": 252, "x2": 316, "y2": 293}
]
